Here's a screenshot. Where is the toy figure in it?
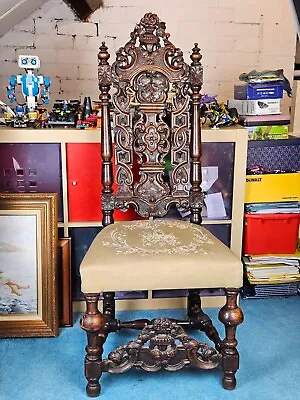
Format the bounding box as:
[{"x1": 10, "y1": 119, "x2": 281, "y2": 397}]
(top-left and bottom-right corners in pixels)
[
  {"x1": 0, "y1": 100, "x2": 16, "y2": 125},
  {"x1": 48, "y1": 99, "x2": 80, "y2": 127},
  {"x1": 76, "y1": 97, "x2": 101, "y2": 129},
  {"x1": 6, "y1": 55, "x2": 50, "y2": 127},
  {"x1": 14, "y1": 105, "x2": 28, "y2": 128},
  {"x1": 40, "y1": 109, "x2": 49, "y2": 128},
  {"x1": 200, "y1": 94, "x2": 238, "y2": 129},
  {"x1": 30, "y1": 108, "x2": 50, "y2": 129},
  {"x1": 81, "y1": 96, "x2": 92, "y2": 120}
]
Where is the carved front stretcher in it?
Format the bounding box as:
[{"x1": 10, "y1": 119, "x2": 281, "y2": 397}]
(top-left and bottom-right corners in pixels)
[{"x1": 102, "y1": 318, "x2": 221, "y2": 373}]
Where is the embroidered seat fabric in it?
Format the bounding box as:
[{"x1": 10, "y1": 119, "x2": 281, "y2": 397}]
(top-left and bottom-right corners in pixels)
[{"x1": 80, "y1": 220, "x2": 243, "y2": 293}]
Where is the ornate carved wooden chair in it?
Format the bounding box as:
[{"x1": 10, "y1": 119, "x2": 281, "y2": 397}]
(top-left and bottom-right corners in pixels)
[{"x1": 80, "y1": 12, "x2": 244, "y2": 398}]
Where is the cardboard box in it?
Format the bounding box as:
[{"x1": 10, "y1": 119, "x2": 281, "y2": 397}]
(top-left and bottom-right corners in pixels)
[
  {"x1": 247, "y1": 125, "x2": 289, "y2": 140},
  {"x1": 234, "y1": 83, "x2": 283, "y2": 100},
  {"x1": 228, "y1": 99, "x2": 281, "y2": 115},
  {"x1": 245, "y1": 173, "x2": 300, "y2": 203}
]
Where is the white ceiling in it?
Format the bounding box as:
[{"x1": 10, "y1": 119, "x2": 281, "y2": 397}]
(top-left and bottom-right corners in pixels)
[{"x1": 0, "y1": 0, "x2": 48, "y2": 37}]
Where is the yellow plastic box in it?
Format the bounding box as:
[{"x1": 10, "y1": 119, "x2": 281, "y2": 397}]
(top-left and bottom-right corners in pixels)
[{"x1": 245, "y1": 172, "x2": 300, "y2": 203}]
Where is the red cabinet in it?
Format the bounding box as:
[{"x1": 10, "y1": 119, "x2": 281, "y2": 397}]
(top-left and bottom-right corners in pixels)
[
  {"x1": 67, "y1": 143, "x2": 102, "y2": 221},
  {"x1": 66, "y1": 143, "x2": 142, "y2": 222}
]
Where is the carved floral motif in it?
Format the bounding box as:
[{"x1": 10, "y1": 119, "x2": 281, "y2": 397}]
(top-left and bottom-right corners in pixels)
[
  {"x1": 102, "y1": 220, "x2": 214, "y2": 256},
  {"x1": 112, "y1": 12, "x2": 189, "y2": 80},
  {"x1": 133, "y1": 112, "x2": 170, "y2": 164},
  {"x1": 98, "y1": 64, "x2": 112, "y2": 87},
  {"x1": 190, "y1": 64, "x2": 203, "y2": 86},
  {"x1": 171, "y1": 83, "x2": 191, "y2": 198},
  {"x1": 133, "y1": 71, "x2": 169, "y2": 103},
  {"x1": 102, "y1": 193, "x2": 115, "y2": 211},
  {"x1": 134, "y1": 172, "x2": 170, "y2": 205},
  {"x1": 190, "y1": 192, "x2": 204, "y2": 209}
]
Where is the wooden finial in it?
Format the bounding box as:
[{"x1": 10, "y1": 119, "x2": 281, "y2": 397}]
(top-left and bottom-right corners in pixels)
[
  {"x1": 98, "y1": 41, "x2": 110, "y2": 64},
  {"x1": 190, "y1": 43, "x2": 202, "y2": 65}
]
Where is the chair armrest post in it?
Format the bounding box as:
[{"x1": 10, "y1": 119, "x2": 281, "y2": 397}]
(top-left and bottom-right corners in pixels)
[
  {"x1": 189, "y1": 44, "x2": 204, "y2": 225},
  {"x1": 98, "y1": 42, "x2": 114, "y2": 226}
]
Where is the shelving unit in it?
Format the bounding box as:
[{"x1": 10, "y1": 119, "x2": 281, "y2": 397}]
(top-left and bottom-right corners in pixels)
[
  {"x1": 242, "y1": 136, "x2": 300, "y2": 299},
  {"x1": 0, "y1": 125, "x2": 248, "y2": 309}
]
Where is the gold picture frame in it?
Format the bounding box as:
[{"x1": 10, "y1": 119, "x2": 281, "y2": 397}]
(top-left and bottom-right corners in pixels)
[{"x1": 0, "y1": 193, "x2": 58, "y2": 338}]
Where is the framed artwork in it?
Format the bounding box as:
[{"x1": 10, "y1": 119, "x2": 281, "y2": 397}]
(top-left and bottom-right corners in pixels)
[
  {"x1": 0, "y1": 193, "x2": 58, "y2": 338},
  {"x1": 58, "y1": 237, "x2": 72, "y2": 327}
]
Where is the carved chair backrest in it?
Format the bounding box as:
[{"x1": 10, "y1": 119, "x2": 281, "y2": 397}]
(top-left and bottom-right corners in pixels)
[{"x1": 98, "y1": 13, "x2": 204, "y2": 226}]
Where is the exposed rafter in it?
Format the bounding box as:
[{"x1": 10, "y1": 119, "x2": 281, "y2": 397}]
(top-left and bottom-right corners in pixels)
[{"x1": 63, "y1": 0, "x2": 103, "y2": 21}]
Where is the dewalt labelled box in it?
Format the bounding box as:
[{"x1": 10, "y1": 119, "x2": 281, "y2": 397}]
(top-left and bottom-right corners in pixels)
[{"x1": 245, "y1": 173, "x2": 300, "y2": 203}]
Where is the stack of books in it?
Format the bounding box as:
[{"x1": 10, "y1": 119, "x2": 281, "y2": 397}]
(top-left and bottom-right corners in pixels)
[{"x1": 241, "y1": 249, "x2": 300, "y2": 299}]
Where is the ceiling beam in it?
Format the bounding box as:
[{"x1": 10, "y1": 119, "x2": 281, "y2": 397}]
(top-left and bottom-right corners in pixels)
[
  {"x1": 63, "y1": 0, "x2": 103, "y2": 21},
  {"x1": 0, "y1": 0, "x2": 48, "y2": 37}
]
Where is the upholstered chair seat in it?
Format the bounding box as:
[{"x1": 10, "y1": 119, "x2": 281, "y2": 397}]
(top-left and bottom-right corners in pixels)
[{"x1": 81, "y1": 219, "x2": 243, "y2": 293}]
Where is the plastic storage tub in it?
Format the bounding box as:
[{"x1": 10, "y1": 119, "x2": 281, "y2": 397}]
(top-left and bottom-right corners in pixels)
[{"x1": 243, "y1": 213, "x2": 300, "y2": 254}]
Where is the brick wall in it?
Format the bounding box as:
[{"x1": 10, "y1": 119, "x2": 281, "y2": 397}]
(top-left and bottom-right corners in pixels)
[{"x1": 0, "y1": 0, "x2": 297, "y2": 112}]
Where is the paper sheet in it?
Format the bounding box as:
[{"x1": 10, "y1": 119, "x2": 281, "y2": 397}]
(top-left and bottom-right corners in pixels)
[
  {"x1": 204, "y1": 192, "x2": 227, "y2": 219},
  {"x1": 201, "y1": 166, "x2": 218, "y2": 192}
]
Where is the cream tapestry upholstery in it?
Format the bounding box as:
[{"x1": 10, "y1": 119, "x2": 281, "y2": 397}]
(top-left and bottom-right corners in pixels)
[{"x1": 80, "y1": 220, "x2": 243, "y2": 293}]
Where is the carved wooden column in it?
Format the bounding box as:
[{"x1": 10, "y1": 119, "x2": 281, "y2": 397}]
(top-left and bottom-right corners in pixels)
[
  {"x1": 189, "y1": 43, "x2": 203, "y2": 225},
  {"x1": 218, "y1": 288, "x2": 244, "y2": 390},
  {"x1": 98, "y1": 42, "x2": 114, "y2": 226},
  {"x1": 81, "y1": 294, "x2": 105, "y2": 397}
]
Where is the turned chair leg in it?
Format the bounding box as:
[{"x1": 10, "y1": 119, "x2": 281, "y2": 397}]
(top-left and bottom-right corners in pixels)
[
  {"x1": 81, "y1": 293, "x2": 106, "y2": 397},
  {"x1": 218, "y1": 288, "x2": 244, "y2": 390},
  {"x1": 103, "y1": 292, "x2": 115, "y2": 319},
  {"x1": 187, "y1": 289, "x2": 223, "y2": 351}
]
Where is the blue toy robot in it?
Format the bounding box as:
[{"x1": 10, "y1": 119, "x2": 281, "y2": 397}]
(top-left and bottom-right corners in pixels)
[{"x1": 6, "y1": 55, "x2": 50, "y2": 126}]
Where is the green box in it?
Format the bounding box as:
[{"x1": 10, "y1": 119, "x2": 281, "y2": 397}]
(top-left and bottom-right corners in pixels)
[{"x1": 247, "y1": 125, "x2": 289, "y2": 140}]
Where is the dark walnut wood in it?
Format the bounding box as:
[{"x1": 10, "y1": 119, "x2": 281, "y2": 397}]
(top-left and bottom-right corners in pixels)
[
  {"x1": 103, "y1": 292, "x2": 115, "y2": 320},
  {"x1": 81, "y1": 12, "x2": 244, "y2": 397},
  {"x1": 219, "y1": 288, "x2": 244, "y2": 390},
  {"x1": 81, "y1": 294, "x2": 106, "y2": 397},
  {"x1": 102, "y1": 318, "x2": 220, "y2": 373},
  {"x1": 98, "y1": 12, "x2": 199, "y2": 219}
]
